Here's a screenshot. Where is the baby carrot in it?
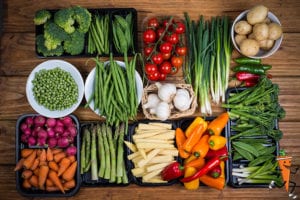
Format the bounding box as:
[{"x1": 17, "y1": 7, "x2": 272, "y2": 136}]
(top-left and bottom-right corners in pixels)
[
  {"x1": 63, "y1": 179, "x2": 76, "y2": 190},
  {"x1": 14, "y1": 158, "x2": 25, "y2": 171},
  {"x1": 46, "y1": 147, "x2": 54, "y2": 162},
  {"x1": 21, "y1": 149, "x2": 34, "y2": 158},
  {"x1": 39, "y1": 165, "x2": 49, "y2": 190},
  {"x1": 62, "y1": 161, "x2": 77, "y2": 182},
  {"x1": 30, "y1": 158, "x2": 40, "y2": 171},
  {"x1": 22, "y1": 169, "x2": 33, "y2": 179},
  {"x1": 29, "y1": 174, "x2": 38, "y2": 188},
  {"x1": 49, "y1": 161, "x2": 59, "y2": 172},
  {"x1": 33, "y1": 168, "x2": 39, "y2": 176},
  {"x1": 54, "y1": 152, "x2": 67, "y2": 163},
  {"x1": 48, "y1": 170, "x2": 65, "y2": 194},
  {"x1": 67, "y1": 155, "x2": 76, "y2": 163},
  {"x1": 46, "y1": 185, "x2": 60, "y2": 192},
  {"x1": 39, "y1": 161, "x2": 48, "y2": 166},
  {"x1": 22, "y1": 179, "x2": 32, "y2": 189},
  {"x1": 39, "y1": 149, "x2": 47, "y2": 162},
  {"x1": 46, "y1": 178, "x2": 54, "y2": 187},
  {"x1": 23, "y1": 150, "x2": 37, "y2": 169},
  {"x1": 52, "y1": 148, "x2": 63, "y2": 155},
  {"x1": 58, "y1": 157, "x2": 72, "y2": 176}
]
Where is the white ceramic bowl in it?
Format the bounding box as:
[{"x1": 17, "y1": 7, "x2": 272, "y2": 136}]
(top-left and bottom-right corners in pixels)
[
  {"x1": 84, "y1": 60, "x2": 143, "y2": 116},
  {"x1": 231, "y1": 10, "x2": 283, "y2": 58},
  {"x1": 26, "y1": 60, "x2": 84, "y2": 118}
]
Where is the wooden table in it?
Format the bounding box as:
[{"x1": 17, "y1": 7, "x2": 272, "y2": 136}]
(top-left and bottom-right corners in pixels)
[{"x1": 1, "y1": 0, "x2": 299, "y2": 199}]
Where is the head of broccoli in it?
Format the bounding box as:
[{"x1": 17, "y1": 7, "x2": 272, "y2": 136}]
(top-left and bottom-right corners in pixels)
[
  {"x1": 63, "y1": 30, "x2": 85, "y2": 55},
  {"x1": 36, "y1": 34, "x2": 64, "y2": 56},
  {"x1": 34, "y1": 10, "x2": 52, "y2": 25},
  {"x1": 43, "y1": 21, "x2": 70, "y2": 50},
  {"x1": 72, "y1": 6, "x2": 91, "y2": 33},
  {"x1": 53, "y1": 7, "x2": 75, "y2": 34}
]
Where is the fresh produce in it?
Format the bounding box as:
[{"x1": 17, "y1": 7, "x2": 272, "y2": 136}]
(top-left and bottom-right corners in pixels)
[
  {"x1": 277, "y1": 150, "x2": 292, "y2": 192},
  {"x1": 20, "y1": 115, "x2": 78, "y2": 149},
  {"x1": 207, "y1": 112, "x2": 229, "y2": 136},
  {"x1": 34, "y1": 6, "x2": 91, "y2": 56},
  {"x1": 32, "y1": 67, "x2": 78, "y2": 111},
  {"x1": 15, "y1": 148, "x2": 78, "y2": 193},
  {"x1": 161, "y1": 162, "x2": 184, "y2": 181},
  {"x1": 142, "y1": 16, "x2": 187, "y2": 81},
  {"x1": 184, "y1": 14, "x2": 232, "y2": 115},
  {"x1": 208, "y1": 135, "x2": 227, "y2": 151},
  {"x1": 80, "y1": 123, "x2": 128, "y2": 184},
  {"x1": 233, "y1": 5, "x2": 283, "y2": 56},
  {"x1": 183, "y1": 167, "x2": 199, "y2": 190},
  {"x1": 126, "y1": 122, "x2": 178, "y2": 183}
]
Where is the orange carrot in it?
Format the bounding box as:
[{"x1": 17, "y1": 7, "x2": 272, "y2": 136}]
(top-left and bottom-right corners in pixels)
[
  {"x1": 21, "y1": 149, "x2": 34, "y2": 158},
  {"x1": 48, "y1": 170, "x2": 65, "y2": 194},
  {"x1": 38, "y1": 165, "x2": 49, "y2": 190},
  {"x1": 39, "y1": 149, "x2": 47, "y2": 162},
  {"x1": 23, "y1": 149, "x2": 37, "y2": 169},
  {"x1": 62, "y1": 161, "x2": 77, "y2": 182},
  {"x1": 54, "y1": 152, "x2": 66, "y2": 163},
  {"x1": 199, "y1": 175, "x2": 225, "y2": 190},
  {"x1": 22, "y1": 179, "x2": 32, "y2": 189},
  {"x1": 46, "y1": 178, "x2": 54, "y2": 187},
  {"x1": 58, "y1": 157, "x2": 72, "y2": 176},
  {"x1": 30, "y1": 158, "x2": 40, "y2": 171},
  {"x1": 46, "y1": 185, "x2": 60, "y2": 192},
  {"x1": 67, "y1": 155, "x2": 76, "y2": 163},
  {"x1": 52, "y1": 148, "x2": 63, "y2": 155},
  {"x1": 39, "y1": 161, "x2": 48, "y2": 166},
  {"x1": 29, "y1": 174, "x2": 38, "y2": 188},
  {"x1": 63, "y1": 179, "x2": 76, "y2": 190},
  {"x1": 277, "y1": 156, "x2": 292, "y2": 192},
  {"x1": 184, "y1": 157, "x2": 205, "y2": 170},
  {"x1": 21, "y1": 169, "x2": 33, "y2": 179},
  {"x1": 49, "y1": 161, "x2": 59, "y2": 172},
  {"x1": 36, "y1": 149, "x2": 43, "y2": 157},
  {"x1": 33, "y1": 168, "x2": 39, "y2": 176},
  {"x1": 14, "y1": 158, "x2": 25, "y2": 171},
  {"x1": 46, "y1": 147, "x2": 54, "y2": 162}
]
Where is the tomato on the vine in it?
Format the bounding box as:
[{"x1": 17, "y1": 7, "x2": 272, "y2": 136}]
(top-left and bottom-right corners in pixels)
[
  {"x1": 174, "y1": 21, "x2": 186, "y2": 34},
  {"x1": 144, "y1": 46, "x2": 154, "y2": 57},
  {"x1": 162, "y1": 19, "x2": 174, "y2": 31},
  {"x1": 162, "y1": 52, "x2": 171, "y2": 60},
  {"x1": 147, "y1": 17, "x2": 159, "y2": 29},
  {"x1": 151, "y1": 52, "x2": 164, "y2": 65},
  {"x1": 156, "y1": 27, "x2": 165, "y2": 39},
  {"x1": 159, "y1": 42, "x2": 173, "y2": 54},
  {"x1": 143, "y1": 29, "x2": 156, "y2": 44},
  {"x1": 167, "y1": 33, "x2": 179, "y2": 45},
  {"x1": 159, "y1": 73, "x2": 167, "y2": 81},
  {"x1": 159, "y1": 61, "x2": 172, "y2": 74},
  {"x1": 147, "y1": 71, "x2": 160, "y2": 81},
  {"x1": 171, "y1": 56, "x2": 183, "y2": 68},
  {"x1": 144, "y1": 63, "x2": 158, "y2": 75},
  {"x1": 175, "y1": 46, "x2": 187, "y2": 56}
]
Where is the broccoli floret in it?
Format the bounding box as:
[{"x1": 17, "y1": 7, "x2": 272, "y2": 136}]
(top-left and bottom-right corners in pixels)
[
  {"x1": 34, "y1": 10, "x2": 52, "y2": 25},
  {"x1": 63, "y1": 30, "x2": 85, "y2": 55},
  {"x1": 36, "y1": 34, "x2": 64, "y2": 56},
  {"x1": 72, "y1": 6, "x2": 91, "y2": 33},
  {"x1": 44, "y1": 21, "x2": 69, "y2": 50},
  {"x1": 53, "y1": 8, "x2": 75, "y2": 34}
]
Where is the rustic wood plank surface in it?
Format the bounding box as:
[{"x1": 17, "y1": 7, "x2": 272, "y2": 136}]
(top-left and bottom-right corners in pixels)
[{"x1": 1, "y1": 0, "x2": 299, "y2": 199}]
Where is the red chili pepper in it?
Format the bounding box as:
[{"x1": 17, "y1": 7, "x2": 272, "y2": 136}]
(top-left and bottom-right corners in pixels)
[
  {"x1": 161, "y1": 161, "x2": 184, "y2": 181},
  {"x1": 180, "y1": 156, "x2": 228, "y2": 183},
  {"x1": 205, "y1": 146, "x2": 228, "y2": 160},
  {"x1": 208, "y1": 164, "x2": 222, "y2": 178},
  {"x1": 244, "y1": 79, "x2": 258, "y2": 87},
  {"x1": 235, "y1": 71, "x2": 260, "y2": 81}
]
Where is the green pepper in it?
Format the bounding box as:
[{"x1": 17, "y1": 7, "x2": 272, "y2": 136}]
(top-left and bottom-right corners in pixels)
[
  {"x1": 234, "y1": 57, "x2": 261, "y2": 65},
  {"x1": 233, "y1": 65, "x2": 268, "y2": 75}
]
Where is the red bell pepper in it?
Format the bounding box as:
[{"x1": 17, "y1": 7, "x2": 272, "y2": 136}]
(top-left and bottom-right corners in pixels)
[
  {"x1": 205, "y1": 146, "x2": 228, "y2": 160},
  {"x1": 161, "y1": 161, "x2": 184, "y2": 181},
  {"x1": 235, "y1": 71, "x2": 260, "y2": 81},
  {"x1": 180, "y1": 156, "x2": 228, "y2": 183},
  {"x1": 208, "y1": 164, "x2": 222, "y2": 178}
]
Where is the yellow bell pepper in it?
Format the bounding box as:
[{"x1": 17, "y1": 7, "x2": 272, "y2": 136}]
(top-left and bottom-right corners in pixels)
[{"x1": 183, "y1": 167, "x2": 199, "y2": 190}]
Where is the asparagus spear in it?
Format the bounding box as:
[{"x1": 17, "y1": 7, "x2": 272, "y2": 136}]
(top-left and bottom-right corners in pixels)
[
  {"x1": 80, "y1": 128, "x2": 87, "y2": 174},
  {"x1": 97, "y1": 124, "x2": 106, "y2": 178},
  {"x1": 102, "y1": 124, "x2": 111, "y2": 180},
  {"x1": 91, "y1": 126, "x2": 98, "y2": 180},
  {"x1": 107, "y1": 125, "x2": 116, "y2": 183},
  {"x1": 116, "y1": 123, "x2": 125, "y2": 177},
  {"x1": 84, "y1": 128, "x2": 91, "y2": 172}
]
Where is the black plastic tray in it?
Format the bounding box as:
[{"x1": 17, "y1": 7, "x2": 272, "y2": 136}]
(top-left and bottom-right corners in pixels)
[
  {"x1": 127, "y1": 119, "x2": 180, "y2": 186},
  {"x1": 225, "y1": 87, "x2": 280, "y2": 188},
  {"x1": 80, "y1": 122, "x2": 132, "y2": 187},
  {"x1": 15, "y1": 114, "x2": 81, "y2": 197},
  {"x1": 35, "y1": 8, "x2": 138, "y2": 58}
]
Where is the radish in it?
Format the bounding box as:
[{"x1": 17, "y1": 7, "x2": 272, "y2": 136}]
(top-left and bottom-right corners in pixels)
[
  {"x1": 46, "y1": 118, "x2": 56, "y2": 128},
  {"x1": 34, "y1": 115, "x2": 46, "y2": 127},
  {"x1": 47, "y1": 127, "x2": 55, "y2": 138},
  {"x1": 20, "y1": 122, "x2": 28, "y2": 132},
  {"x1": 66, "y1": 145, "x2": 77, "y2": 156},
  {"x1": 28, "y1": 136, "x2": 36, "y2": 146},
  {"x1": 37, "y1": 129, "x2": 48, "y2": 139},
  {"x1": 56, "y1": 119, "x2": 64, "y2": 127},
  {"x1": 23, "y1": 128, "x2": 32, "y2": 136},
  {"x1": 62, "y1": 116, "x2": 73, "y2": 126},
  {"x1": 21, "y1": 134, "x2": 28, "y2": 143},
  {"x1": 25, "y1": 116, "x2": 34, "y2": 127},
  {"x1": 54, "y1": 125, "x2": 64, "y2": 134},
  {"x1": 37, "y1": 137, "x2": 46, "y2": 146},
  {"x1": 68, "y1": 126, "x2": 77, "y2": 138},
  {"x1": 57, "y1": 137, "x2": 69, "y2": 148},
  {"x1": 47, "y1": 137, "x2": 58, "y2": 148}
]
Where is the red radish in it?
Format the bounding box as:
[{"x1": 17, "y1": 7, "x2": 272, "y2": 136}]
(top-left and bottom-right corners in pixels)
[
  {"x1": 37, "y1": 137, "x2": 46, "y2": 146},
  {"x1": 47, "y1": 127, "x2": 55, "y2": 138},
  {"x1": 38, "y1": 129, "x2": 48, "y2": 139},
  {"x1": 20, "y1": 122, "x2": 28, "y2": 132},
  {"x1": 54, "y1": 125, "x2": 64, "y2": 134},
  {"x1": 32, "y1": 126, "x2": 42, "y2": 137},
  {"x1": 47, "y1": 137, "x2": 58, "y2": 148},
  {"x1": 68, "y1": 136, "x2": 74, "y2": 144},
  {"x1": 23, "y1": 128, "x2": 32, "y2": 136},
  {"x1": 56, "y1": 119, "x2": 64, "y2": 127},
  {"x1": 62, "y1": 116, "x2": 73, "y2": 126},
  {"x1": 68, "y1": 126, "x2": 77, "y2": 138},
  {"x1": 57, "y1": 137, "x2": 69, "y2": 148},
  {"x1": 46, "y1": 118, "x2": 57, "y2": 128},
  {"x1": 66, "y1": 145, "x2": 77, "y2": 156},
  {"x1": 21, "y1": 134, "x2": 28, "y2": 143},
  {"x1": 62, "y1": 130, "x2": 70, "y2": 137},
  {"x1": 28, "y1": 136, "x2": 36, "y2": 146},
  {"x1": 34, "y1": 115, "x2": 46, "y2": 127},
  {"x1": 25, "y1": 116, "x2": 34, "y2": 127}
]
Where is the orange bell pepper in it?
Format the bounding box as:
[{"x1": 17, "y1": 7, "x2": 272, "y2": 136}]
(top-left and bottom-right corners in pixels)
[
  {"x1": 191, "y1": 134, "x2": 210, "y2": 158},
  {"x1": 183, "y1": 123, "x2": 207, "y2": 153},
  {"x1": 175, "y1": 128, "x2": 190, "y2": 159},
  {"x1": 207, "y1": 112, "x2": 229, "y2": 136},
  {"x1": 185, "y1": 117, "x2": 207, "y2": 137},
  {"x1": 208, "y1": 135, "x2": 227, "y2": 151},
  {"x1": 184, "y1": 157, "x2": 205, "y2": 170},
  {"x1": 199, "y1": 175, "x2": 225, "y2": 190}
]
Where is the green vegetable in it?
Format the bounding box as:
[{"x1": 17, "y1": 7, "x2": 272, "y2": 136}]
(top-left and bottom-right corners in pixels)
[
  {"x1": 233, "y1": 64, "x2": 269, "y2": 75},
  {"x1": 234, "y1": 57, "x2": 261, "y2": 65},
  {"x1": 84, "y1": 128, "x2": 91, "y2": 172},
  {"x1": 44, "y1": 21, "x2": 70, "y2": 50},
  {"x1": 34, "y1": 10, "x2": 51, "y2": 25},
  {"x1": 54, "y1": 7, "x2": 75, "y2": 34},
  {"x1": 80, "y1": 129, "x2": 86, "y2": 174},
  {"x1": 91, "y1": 126, "x2": 98, "y2": 181},
  {"x1": 72, "y1": 5, "x2": 92, "y2": 33},
  {"x1": 97, "y1": 124, "x2": 106, "y2": 178},
  {"x1": 63, "y1": 30, "x2": 85, "y2": 55},
  {"x1": 102, "y1": 124, "x2": 111, "y2": 180},
  {"x1": 106, "y1": 126, "x2": 116, "y2": 183},
  {"x1": 36, "y1": 34, "x2": 64, "y2": 57},
  {"x1": 32, "y1": 67, "x2": 78, "y2": 110}
]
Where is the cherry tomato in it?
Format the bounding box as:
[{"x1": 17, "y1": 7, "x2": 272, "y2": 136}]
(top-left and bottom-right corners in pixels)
[
  {"x1": 170, "y1": 66, "x2": 179, "y2": 75},
  {"x1": 144, "y1": 46, "x2": 154, "y2": 57},
  {"x1": 144, "y1": 63, "x2": 158, "y2": 75},
  {"x1": 159, "y1": 61, "x2": 172, "y2": 74},
  {"x1": 147, "y1": 17, "x2": 159, "y2": 29},
  {"x1": 152, "y1": 52, "x2": 164, "y2": 65},
  {"x1": 159, "y1": 42, "x2": 173, "y2": 54},
  {"x1": 162, "y1": 19, "x2": 174, "y2": 31},
  {"x1": 162, "y1": 52, "x2": 171, "y2": 60},
  {"x1": 159, "y1": 73, "x2": 167, "y2": 81},
  {"x1": 156, "y1": 27, "x2": 165, "y2": 39},
  {"x1": 175, "y1": 46, "x2": 187, "y2": 56},
  {"x1": 147, "y1": 71, "x2": 160, "y2": 81},
  {"x1": 174, "y1": 21, "x2": 186, "y2": 34},
  {"x1": 143, "y1": 29, "x2": 156, "y2": 44},
  {"x1": 171, "y1": 56, "x2": 183, "y2": 68},
  {"x1": 167, "y1": 33, "x2": 179, "y2": 45}
]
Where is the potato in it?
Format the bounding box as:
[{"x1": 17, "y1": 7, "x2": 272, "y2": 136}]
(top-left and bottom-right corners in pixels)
[
  {"x1": 262, "y1": 17, "x2": 271, "y2": 24},
  {"x1": 253, "y1": 23, "x2": 269, "y2": 41},
  {"x1": 235, "y1": 34, "x2": 247, "y2": 46},
  {"x1": 240, "y1": 39, "x2": 260, "y2": 56},
  {"x1": 259, "y1": 39, "x2": 275, "y2": 50},
  {"x1": 234, "y1": 20, "x2": 252, "y2": 35},
  {"x1": 248, "y1": 33, "x2": 255, "y2": 39},
  {"x1": 247, "y1": 5, "x2": 269, "y2": 25},
  {"x1": 268, "y1": 22, "x2": 283, "y2": 40}
]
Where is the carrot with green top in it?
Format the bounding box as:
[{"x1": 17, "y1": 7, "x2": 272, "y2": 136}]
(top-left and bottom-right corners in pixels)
[{"x1": 207, "y1": 112, "x2": 229, "y2": 136}]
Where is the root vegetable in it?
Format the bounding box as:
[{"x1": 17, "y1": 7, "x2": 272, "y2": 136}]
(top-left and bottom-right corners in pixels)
[
  {"x1": 247, "y1": 5, "x2": 269, "y2": 25},
  {"x1": 57, "y1": 136, "x2": 70, "y2": 148},
  {"x1": 155, "y1": 82, "x2": 177, "y2": 103},
  {"x1": 66, "y1": 145, "x2": 77, "y2": 156},
  {"x1": 268, "y1": 23, "x2": 283, "y2": 40},
  {"x1": 48, "y1": 170, "x2": 65, "y2": 194},
  {"x1": 240, "y1": 39, "x2": 260, "y2": 57},
  {"x1": 34, "y1": 116, "x2": 46, "y2": 127},
  {"x1": 173, "y1": 89, "x2": 192, "y2": 112},
  {"x1": 25, "y1": 117, "x2": 34, "y2": 127},
  {"x1": 258, "y1": 39, "x2": 274, "y2": 50},
  {"x1": 150, "y1": 102, "x2": 171, "y2": 121},
  {"x1": 38, "y1": 165, "x2": 49, "y2": 190},
  {"x1": 235, "y1": 34, "x2": 247, "y2": 46},
  {"x1": 28, "y1": 136, "x2": 36, "y2": 146},
  {"x1": 21, "y1": 149, "x2": 34, "y2": 158},
  {"x1": 46, "y1": 118, "x2": 56, "y2": 128},
  {"x1": 234, "y1": 20, "x2": 252, "y2": 35},
  {"x1": 62, "y1": 161, "x2": 77, "y2": 181},
  {"x1": 253, "y1": 23, "x2": 269, "y2": 41},
  {"x1": 142, "y1": 93, "x2": 160, "y2": 109}
]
